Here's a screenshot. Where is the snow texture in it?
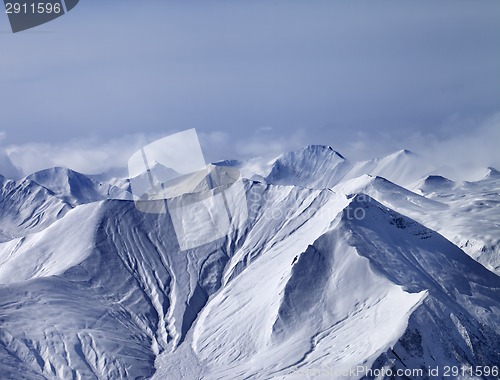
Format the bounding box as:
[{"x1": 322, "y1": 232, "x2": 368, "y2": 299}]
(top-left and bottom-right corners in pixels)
[{"x1": 0, "y1": 145, "x2": 499, "y2": 379}]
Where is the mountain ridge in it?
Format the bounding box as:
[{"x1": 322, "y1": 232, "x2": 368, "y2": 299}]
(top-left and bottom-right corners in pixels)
[{"x1": 0, "y1": 145, "x2": 499, "y2": 379}]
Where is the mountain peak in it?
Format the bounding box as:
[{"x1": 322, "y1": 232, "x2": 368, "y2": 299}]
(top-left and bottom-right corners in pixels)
[
  {"x1": 27, "y1": 166, "x2": 78, "y2": 179},
  {"x1": 265, "y1": 145, "x2": 351, "y2": 189},
  {"x1": 301, "y1": 144, "x2": 346, "y2": 159},
  {"x1": 343, "y1": 193, "x2": 435, "y2": 240},
  {"x1": 2, "y1": 145, "x2": 500, "y2": 379},
  {"x1": 422, "y1": 174, "x2": 453, "y2": 184},
  {"x1": 485, "y1": 167, "x2": 500, "y2": 178},
  {"x1": 393, "y1": 148, "x2": 416, "y2": 157},
  {"x1": 212, "y1": 159, "x2": 242, "y2": 167},
  {"x1": 25, "y1": 166, "x2": 132, "y2": 206}
]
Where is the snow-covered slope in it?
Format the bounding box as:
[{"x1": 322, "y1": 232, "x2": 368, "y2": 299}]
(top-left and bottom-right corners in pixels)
[
  {"x1": 339, "y1": 195, "x2": 500, "y2": 375},
  {"x1": 0, "y1": 175, "x2": 71, "y2": 242},
  {"x1": 1, "y1": 181, "x2": 498, "y2": 379},
  {"x1": 0, "y1": 181, "x2": 340, "y2": 378},
  {"x1": 411, "y1": 172, "x2": 500, "y2": 273},
  {"x1": 0, "y1": 146, "x2": 499, "y2": 380},
  {"x1": 255, "y1": 146, "x2": 433, "y2": 189},
  {"x1": 27, "y1": 167, "x2": 131, "y2": 206},
  {"x1": 153, "y1": 192, "x2": 500, "y2": 379},
  {"x1": 341, "y1": 149, "x2": 433, "y2": 186},
  {"x1": 180, "y1": 194, "x2": 427, "y2": 379},
  {"x1": 264, "y1": 145, "x2": 352, "y2": 189},
  {"x1": 332, "y1": 173, "x2": 500, "y2": 274},
  {"x1": 0, "y1": 202, "x2": 103, "y2": 283},
  {"x1": 237, "y1": 145, "x2": 499, "y2": 273},
  {"x1": 0, "y1": 167, "x2": 132, "y2": 243}
]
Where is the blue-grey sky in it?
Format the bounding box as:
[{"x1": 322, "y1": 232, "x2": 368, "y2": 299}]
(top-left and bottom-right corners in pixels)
[{"x1": 1, "y1": 0, "x2": 499, "y2": 176}]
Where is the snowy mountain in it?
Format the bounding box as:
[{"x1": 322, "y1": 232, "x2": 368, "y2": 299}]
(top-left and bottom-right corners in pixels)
[
  {"x1": 409, "y1": 172, "x2": 500, "y2": 273},
  {"x1": 157, "y1": 193, "x2": 499, "y2": 379},
  {"x1": 340, "y1": 149, "x2": 434, "y2": 186},
  {"x1": 0, "y1": 174, "x2": 71, "y2": 242},
  {"x1": 331, "y1": 174, "x2": 500, "y2": 274},
  {"x1": 264, "y1": 145, "x2": 352, "y2": 189},
  {"x1": 27, "y1": 167, "x2": 132, "y2": 206},
  {"x1": 233, "y1": 146, "x2": 434, "y2": 189},
  {"x1": 0, "y1": 167, "x2": 132, "y2": 242},
  {"x1": 0, "y1": 146, "x2": 499, "y2": 379}
]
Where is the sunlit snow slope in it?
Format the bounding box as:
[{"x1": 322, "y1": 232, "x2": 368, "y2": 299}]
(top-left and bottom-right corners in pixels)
[{"x1": 0, "y1": 146, "x2": 499, "y2": 380}]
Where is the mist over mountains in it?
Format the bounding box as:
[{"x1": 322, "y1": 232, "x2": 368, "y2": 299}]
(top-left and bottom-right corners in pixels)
[{"x1": 0, "y1": 145, "x2": 499, "y2": 379}]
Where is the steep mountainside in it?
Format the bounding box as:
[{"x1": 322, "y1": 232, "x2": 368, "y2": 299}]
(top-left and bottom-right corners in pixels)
[
  {"x1": 27, "y1": 167, "x2": 131, "y2": 205},
  {"x1": 0, "y1": 146, "x2": 498, "y2": 379},
  {"x1": 0, "y1": 175, "x2": 70, "y2": 242}
]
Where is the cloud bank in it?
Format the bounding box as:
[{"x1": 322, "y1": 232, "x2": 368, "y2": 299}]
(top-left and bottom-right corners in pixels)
[{"x1": 2, "y1": 111, "x2": 498, "y2": 182}]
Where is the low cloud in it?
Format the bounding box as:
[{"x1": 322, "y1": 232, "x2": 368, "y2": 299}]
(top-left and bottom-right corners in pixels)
[
  {"x1": 341, "y1": 111, "x2": 500, "y2": 181},
  {"x1": 3, "y1": 128, "x2": 306, "y2": 176},
  {"x1": 5, "y1": 134, "x2": 153, "y2": 177},
  {"x1": 416, "y1": 112, "x2": 500, "y2": 180},
  {"x1": 1, "y1": 132, "x2": 22, "y2": 178},
  {"x1": 2, "y1": 112, "x2": 498, "y2": 182}
]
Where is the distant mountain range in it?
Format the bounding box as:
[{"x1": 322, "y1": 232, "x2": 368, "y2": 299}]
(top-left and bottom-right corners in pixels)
[{"x1": 0, "y1": 145, "x2": 499, "y2": 379}]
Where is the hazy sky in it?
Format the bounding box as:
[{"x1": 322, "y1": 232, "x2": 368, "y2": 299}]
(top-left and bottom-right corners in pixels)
[{"x1": 1, "y1": 0, "x2": 499, "y2": 176}]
